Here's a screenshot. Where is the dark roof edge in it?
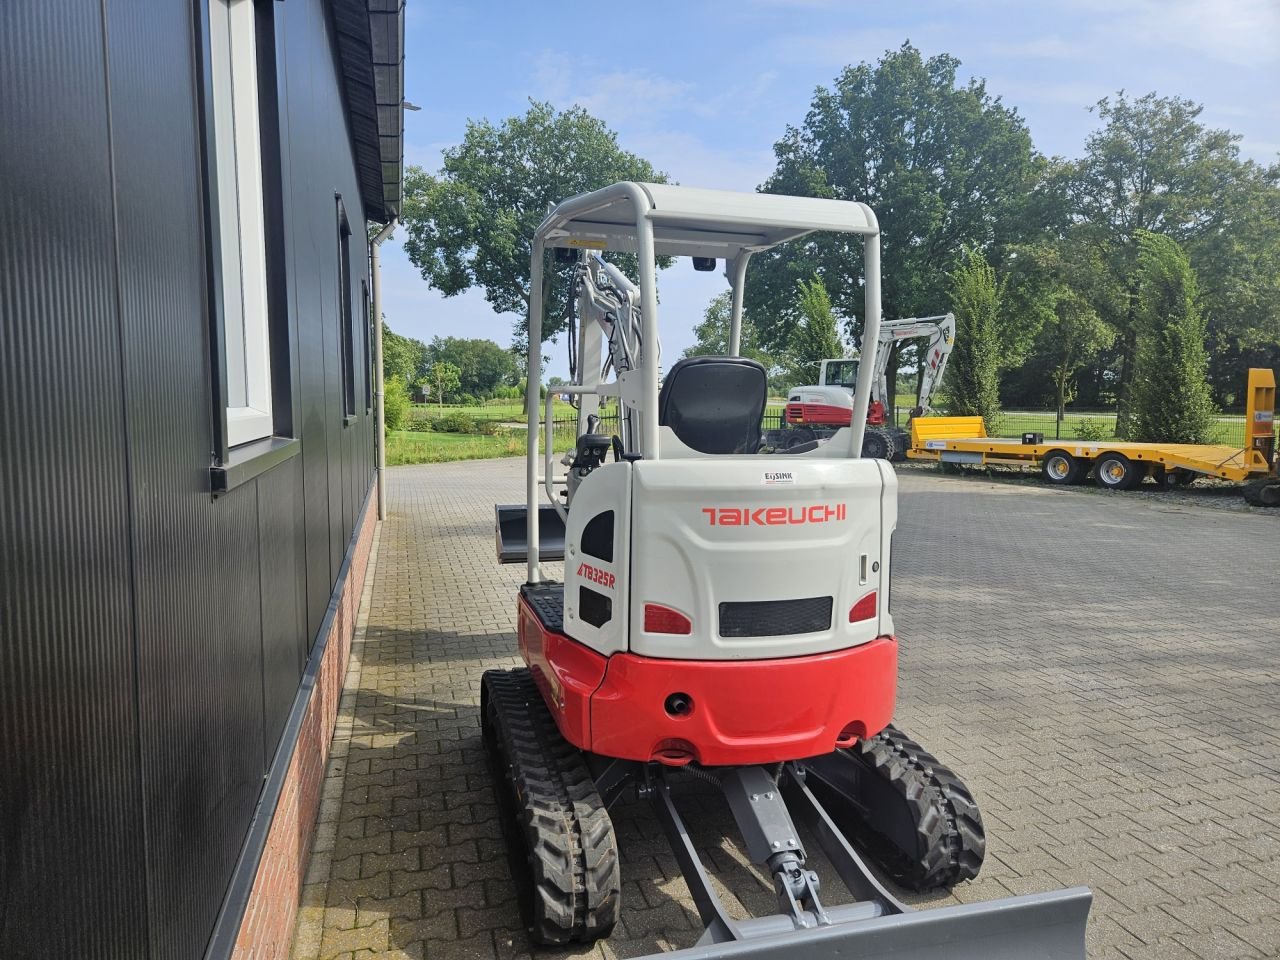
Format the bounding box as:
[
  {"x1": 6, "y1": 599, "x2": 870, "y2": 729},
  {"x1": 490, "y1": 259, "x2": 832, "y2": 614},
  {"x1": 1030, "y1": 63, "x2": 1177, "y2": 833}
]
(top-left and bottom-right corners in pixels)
[{"x1": 328, "y1": 0, "x2": 404, "y2": 223}]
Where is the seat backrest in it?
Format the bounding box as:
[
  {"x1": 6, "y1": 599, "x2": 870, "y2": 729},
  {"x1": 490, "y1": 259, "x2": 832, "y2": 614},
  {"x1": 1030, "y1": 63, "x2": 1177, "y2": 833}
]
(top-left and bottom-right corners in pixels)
[{"x1": 658, "y1": 356, "x2": 768, "y2": 455}]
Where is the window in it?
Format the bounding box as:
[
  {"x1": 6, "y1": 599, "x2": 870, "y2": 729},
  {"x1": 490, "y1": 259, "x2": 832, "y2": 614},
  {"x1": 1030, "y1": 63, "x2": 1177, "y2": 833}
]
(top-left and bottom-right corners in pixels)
[
  {"x1": 207, "y1": 0, "x2": 272, "y2": 446},
  {"x1": 824, "y1": 360, "x2": 859, "y2": 389},
  {"x1": 336, "y1": 198, "x2": 355, "y2": 420}
]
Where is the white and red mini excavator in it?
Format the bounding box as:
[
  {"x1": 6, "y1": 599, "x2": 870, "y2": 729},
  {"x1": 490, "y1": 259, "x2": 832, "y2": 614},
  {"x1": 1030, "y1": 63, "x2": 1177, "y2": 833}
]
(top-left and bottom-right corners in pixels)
[
  {"x1": 488, "y1": 182, "x2": 1091, "y2": 958},
  {"x1": 774, "y1": 312, "x2": 956, "y2": 460}
]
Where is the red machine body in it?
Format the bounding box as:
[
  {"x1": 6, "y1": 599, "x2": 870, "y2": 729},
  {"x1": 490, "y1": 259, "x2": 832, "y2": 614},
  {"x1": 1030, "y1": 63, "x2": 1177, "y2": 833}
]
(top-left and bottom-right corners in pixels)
[
  {"x1": 785, "y1": 398, "x2": 887, "y2": 428},
  {"x1": 517, "y1": 593, "x2": 898, "y2": 767}
]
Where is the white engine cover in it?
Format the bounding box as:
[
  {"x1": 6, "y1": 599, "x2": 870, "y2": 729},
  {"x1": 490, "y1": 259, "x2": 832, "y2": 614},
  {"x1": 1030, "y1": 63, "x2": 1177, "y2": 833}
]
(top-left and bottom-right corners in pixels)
[
  {"x1": 627, "y1": 458, "x2": 896, "y2": 660},
  {"x1": 788, "y1": 385, "x2": 854, "y2": 407}
]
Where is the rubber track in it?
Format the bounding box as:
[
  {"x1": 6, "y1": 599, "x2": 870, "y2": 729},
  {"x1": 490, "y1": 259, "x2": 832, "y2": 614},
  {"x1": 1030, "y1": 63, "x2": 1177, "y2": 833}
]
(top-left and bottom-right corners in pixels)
[
  {"x1": 481, "y1": 668, "x2": 620, "y2": 945},
  {"x1": 849, "y1": 724, "x2": 986, "y2": 891},
  {"x1": 1243, "y1": 477, "x2": 1280, "y2": 507}
]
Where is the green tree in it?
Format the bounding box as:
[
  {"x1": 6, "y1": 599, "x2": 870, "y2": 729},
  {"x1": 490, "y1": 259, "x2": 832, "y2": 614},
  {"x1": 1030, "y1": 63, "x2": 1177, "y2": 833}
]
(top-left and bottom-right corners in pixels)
[
  {"x1": 1001, "y1": 240, "x2": 1117, "y2": 418},
  {"x1": 423, "y1": 336, "x2": 517, "y2": 398},
  {"x1": 1039, "y1": 290, "x2": 1115, "y2": 432},
  {"x1": 746, "y1": 43, "x2": 1039, "y2": 382},
  {"x1": 1187, "y1": 162, "x2": 1280, "y2": 402},
  {"x1": 684, "y1": 293, "x2": 788, "y2": 393},
  {"x1": 1127, "y1": 233, "x2": 1215, "y2": 444},
  {"x1": 1068, "y1": 92, "x2": 1245, "y2": 426},
  {"x1": 425, "y1": 360, "x2": 462, "y2": 411},
  {"x1": 400, "y1": 101, "x2": 667, "y2": 344},
  {"x1": 946, "y1": 248, "x2": 1003, "y2": 433},
  {"x1": 383, "y1": 375, "x2": 410, "y2": 432},
  {"x1": 784, "y1": 276, "x2": 844, "y2": 383},
  {"x1": 383, "y1": 321, "x2": 426, "y2": 384}
]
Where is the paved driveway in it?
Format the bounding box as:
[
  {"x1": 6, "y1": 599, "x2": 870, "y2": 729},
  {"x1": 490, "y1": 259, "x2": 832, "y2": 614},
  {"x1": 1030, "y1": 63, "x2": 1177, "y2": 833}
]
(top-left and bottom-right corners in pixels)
[{"x1": 292, "y1": 459, "x2": 1280, "y2": 960}]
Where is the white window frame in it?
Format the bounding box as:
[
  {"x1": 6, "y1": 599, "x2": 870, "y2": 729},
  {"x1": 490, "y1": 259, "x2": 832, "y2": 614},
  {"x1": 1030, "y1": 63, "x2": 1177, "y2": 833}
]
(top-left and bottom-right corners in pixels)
[{"x1": 208, "y1": 0, "x2": 272, "y2": 447}]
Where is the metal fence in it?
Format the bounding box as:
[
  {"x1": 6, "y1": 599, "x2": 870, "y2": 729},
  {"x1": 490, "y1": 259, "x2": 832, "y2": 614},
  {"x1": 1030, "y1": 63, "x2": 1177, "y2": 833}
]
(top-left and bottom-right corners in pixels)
[{"x1": 409, "y1": 404, "x2": 1251, "y2": 452}]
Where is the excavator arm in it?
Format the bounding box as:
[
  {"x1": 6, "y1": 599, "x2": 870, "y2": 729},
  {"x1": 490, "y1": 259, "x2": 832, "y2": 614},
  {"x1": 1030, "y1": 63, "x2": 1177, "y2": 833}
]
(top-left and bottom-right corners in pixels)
[{"x1": 869, "y1": 313, "x2": 955, "y2": 415}]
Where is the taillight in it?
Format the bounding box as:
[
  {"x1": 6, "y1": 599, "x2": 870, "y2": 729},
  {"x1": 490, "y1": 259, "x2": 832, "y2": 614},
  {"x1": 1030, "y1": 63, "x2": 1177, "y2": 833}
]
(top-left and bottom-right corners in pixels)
[
  {"x1": 644, "y1": 603, "x2": 692, "y2": 635},
  {"x1": 849, "y1": 591, "x2": 877, "y2": 623}
]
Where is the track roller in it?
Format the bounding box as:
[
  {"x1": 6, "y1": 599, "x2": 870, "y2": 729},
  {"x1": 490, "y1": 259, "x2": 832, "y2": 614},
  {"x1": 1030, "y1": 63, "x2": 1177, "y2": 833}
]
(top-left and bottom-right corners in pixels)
[
  {"x1": 804, "y1": 724, "x2": 985, "y2": 891},
  {"x1": 481, "y1": 668, "x2": 621, "y2": 945}
]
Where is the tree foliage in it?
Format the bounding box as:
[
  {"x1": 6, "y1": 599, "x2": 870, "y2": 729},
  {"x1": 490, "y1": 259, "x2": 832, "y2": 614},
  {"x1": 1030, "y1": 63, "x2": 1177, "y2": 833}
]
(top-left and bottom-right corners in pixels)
[
  {"x1": 400, "y1": 101, "x2": 666, "y2": 343},
  {"x1": 383, "y1": 322, "x2": 425, "y2": 384},
  {"x1": 1067, "y1": 92, "x2": 1260, "y2": 421},
  {"x1": 383, "y1": 375, "x2": 410, "y2": 432},
  {"x1": 1003, "y1": 242, "x2": 1115, "y2": 420},
  {"x1": 746, "y1": 43, "x2": 1038, "y2": 354},
  {"x1": 684, "y1": 293, "x2": 788, "y2": 393},
  {"x1": 946, "y1": 248, "x2": 1004, "y2": 432},
  {"x1": 783, "y1": 276, "x2": 844, "y2": 385},
  {"x1": 1126, "y1": 233, "x2": 1215, "y2": 443},
  {"x1": 425, "y1": 360, "x2": 462, "y2": 410},
  {"x1": 423, "y1": 336, "x2": 517, "y2": 399}
]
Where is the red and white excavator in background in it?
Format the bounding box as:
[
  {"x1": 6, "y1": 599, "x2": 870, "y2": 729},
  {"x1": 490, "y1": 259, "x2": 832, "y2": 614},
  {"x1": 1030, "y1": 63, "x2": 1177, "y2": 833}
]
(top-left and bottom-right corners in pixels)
[
  {"x1": 489, "y1": 182, "x2": 1089, "y2": 960},
  {"x1": 773, "y1": 312, "x2": 956, "y2": 460}
]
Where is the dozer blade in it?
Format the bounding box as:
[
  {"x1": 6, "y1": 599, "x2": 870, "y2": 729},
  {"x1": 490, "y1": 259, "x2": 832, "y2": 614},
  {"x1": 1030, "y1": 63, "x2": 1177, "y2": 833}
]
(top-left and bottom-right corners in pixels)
[{"x1": 643, "y1": 886, "x2": 1092, "y2": 960}]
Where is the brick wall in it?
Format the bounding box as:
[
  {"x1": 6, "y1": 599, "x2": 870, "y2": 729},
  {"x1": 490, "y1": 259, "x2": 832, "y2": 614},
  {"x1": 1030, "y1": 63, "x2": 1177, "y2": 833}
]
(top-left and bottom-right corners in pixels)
[{"x1": 229, "y1": 494, "x2": 378, "y2": 960}]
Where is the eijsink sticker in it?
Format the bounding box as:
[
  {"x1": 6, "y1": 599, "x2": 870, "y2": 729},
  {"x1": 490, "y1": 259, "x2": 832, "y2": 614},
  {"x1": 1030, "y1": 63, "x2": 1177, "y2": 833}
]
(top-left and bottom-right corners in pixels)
[{"x1": 762, "y1": 470, "x2": 795, "y2": 485}]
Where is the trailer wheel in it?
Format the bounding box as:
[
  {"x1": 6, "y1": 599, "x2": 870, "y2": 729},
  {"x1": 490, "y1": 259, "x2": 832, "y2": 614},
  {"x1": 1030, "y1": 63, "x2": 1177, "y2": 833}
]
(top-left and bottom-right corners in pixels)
[
  {"x1": 1095, "y1": 453, "x2": 1142, "y2": 491},
  {"x1": 1040, "y1": 450, "x2": 1081, "y2": 486}
]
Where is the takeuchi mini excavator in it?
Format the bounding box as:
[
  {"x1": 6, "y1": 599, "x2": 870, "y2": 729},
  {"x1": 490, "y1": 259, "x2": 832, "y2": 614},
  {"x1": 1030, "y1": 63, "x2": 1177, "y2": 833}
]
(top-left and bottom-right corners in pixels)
[
  {"x1": 776, "y1": 312, "x2": 956, "y2": 460},
  {"x1": 487, "y1": 182, "x2": 1091, "y2": 959}
]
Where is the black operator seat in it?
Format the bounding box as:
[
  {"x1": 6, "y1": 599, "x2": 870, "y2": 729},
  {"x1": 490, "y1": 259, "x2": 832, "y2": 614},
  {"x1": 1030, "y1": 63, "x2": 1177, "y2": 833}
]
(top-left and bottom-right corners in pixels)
[{"x1": 658, "y1": 356, "x2": 768, "y2": 455}]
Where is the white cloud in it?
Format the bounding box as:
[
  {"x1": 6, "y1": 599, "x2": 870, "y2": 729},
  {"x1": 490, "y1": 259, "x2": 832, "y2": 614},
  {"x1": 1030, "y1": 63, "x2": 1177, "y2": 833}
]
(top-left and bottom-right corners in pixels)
[
  {"x1": 980, "y1": 35, "x2": 1089, "y2": 60},
  {"x1": 523, "y1": 52, "x2": 779, "y2": 191},
  {"x1": 771, "y1": 27, "x2": 921, "y2": 67},
  {"x1": 571, "y1": 71, "x2": 694, "y2": 128},
  {"x1": 626, "y1": 129, "x2": 775, "y2": 192},
  {"x1": 1059, "y1": 0, "x2": 1280, "y2": 67}
]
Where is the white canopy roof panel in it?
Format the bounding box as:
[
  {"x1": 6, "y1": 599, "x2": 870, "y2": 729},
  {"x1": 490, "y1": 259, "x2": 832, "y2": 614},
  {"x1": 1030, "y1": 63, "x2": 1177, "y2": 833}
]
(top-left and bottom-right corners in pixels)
[{"x1": 536, "y1": 182, "x2": 878, "y2": 259}]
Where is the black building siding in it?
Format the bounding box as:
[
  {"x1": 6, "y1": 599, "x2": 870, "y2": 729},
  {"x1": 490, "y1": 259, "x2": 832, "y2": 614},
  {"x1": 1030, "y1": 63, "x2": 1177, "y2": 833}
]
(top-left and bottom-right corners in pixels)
[{"x1": 1, "y1": 1, "x2": 379, "y2": 957}]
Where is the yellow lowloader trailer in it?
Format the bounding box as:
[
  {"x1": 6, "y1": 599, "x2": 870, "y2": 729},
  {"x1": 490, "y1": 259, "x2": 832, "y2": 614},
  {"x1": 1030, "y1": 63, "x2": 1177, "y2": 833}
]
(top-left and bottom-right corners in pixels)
[{"x1": 907, "y1": 368, "x2": 1278, "y2": 505}]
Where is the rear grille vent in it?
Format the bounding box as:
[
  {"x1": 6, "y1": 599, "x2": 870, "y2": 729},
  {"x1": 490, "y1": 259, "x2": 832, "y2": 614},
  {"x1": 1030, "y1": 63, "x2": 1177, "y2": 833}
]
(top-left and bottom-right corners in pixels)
[{"x1": 718, "y1": 597, "x2": 833, "y2": 638}]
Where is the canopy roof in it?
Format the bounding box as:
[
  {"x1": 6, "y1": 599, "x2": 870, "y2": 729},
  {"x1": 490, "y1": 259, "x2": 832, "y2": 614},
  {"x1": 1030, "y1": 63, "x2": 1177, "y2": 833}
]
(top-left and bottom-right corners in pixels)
[{"x1": 536, "y1": 183, "x2": 879, "y2": 260}]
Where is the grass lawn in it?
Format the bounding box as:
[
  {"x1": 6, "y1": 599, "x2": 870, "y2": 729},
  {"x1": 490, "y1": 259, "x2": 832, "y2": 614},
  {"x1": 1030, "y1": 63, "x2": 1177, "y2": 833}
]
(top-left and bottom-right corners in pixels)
[
  {"x1": 993, "y1": 412, "x2": 1246, "y2": 446},
  {"x1": 410, "y1": 399, "x2": 583, "y2": 423},
  {"x1": 389, "y1": 400, "x2": 1249, "y2": 466},
  {"x1": 386, "y1": 429, "x2": 528, "y2": 465},
  {"x1": 387, "y1": 424, "x2": 584, "y2": 465}
]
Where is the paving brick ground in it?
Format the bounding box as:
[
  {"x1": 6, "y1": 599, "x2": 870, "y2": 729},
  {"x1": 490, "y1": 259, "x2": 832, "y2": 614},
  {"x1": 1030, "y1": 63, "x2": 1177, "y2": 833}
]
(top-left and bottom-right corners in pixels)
[{"x1": 291, "y1": 459, "x2": 1280, "y2": 960}]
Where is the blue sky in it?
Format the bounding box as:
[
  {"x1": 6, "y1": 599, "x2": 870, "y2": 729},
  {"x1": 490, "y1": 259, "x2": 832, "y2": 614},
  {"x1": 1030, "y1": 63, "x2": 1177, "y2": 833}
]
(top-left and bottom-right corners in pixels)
[{"x1": 381, "y1": 0, "x2": 1280, "y2": 377}]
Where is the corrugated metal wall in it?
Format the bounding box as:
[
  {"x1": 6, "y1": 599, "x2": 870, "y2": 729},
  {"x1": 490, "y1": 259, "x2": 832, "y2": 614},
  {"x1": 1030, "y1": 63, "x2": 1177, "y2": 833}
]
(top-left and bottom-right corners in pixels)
[{"x1": 0, "y1": 0, "x2": 378, "y2": 957}]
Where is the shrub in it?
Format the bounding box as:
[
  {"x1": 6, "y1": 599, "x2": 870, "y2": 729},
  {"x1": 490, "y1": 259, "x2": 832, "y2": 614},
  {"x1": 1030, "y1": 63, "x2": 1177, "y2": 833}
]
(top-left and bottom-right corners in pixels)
[
  {"x1": 383, "y1": 376, "x2": 410, "y2": 431},
  {"x1": 429, "y1": 411, "x2": 477, "y2": 434},
  {"x1": 1075, "y1": 418, "x2": 1108, "y2": 442}
]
